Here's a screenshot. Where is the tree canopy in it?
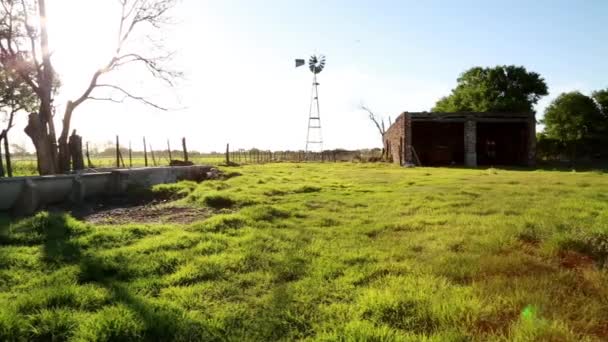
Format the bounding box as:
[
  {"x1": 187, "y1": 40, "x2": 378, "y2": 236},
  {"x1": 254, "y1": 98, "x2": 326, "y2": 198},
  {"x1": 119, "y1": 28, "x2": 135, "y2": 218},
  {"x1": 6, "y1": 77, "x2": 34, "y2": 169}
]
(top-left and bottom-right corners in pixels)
[
  {"x1": 592, "y1": 88, "x2": 608, "y2": 119},
  {"x1": 542, "y1": 91, "x2": 605, "y2": 142},
  {"x1": 432, "y1": 65, "x2": 548, "y2": 113}
]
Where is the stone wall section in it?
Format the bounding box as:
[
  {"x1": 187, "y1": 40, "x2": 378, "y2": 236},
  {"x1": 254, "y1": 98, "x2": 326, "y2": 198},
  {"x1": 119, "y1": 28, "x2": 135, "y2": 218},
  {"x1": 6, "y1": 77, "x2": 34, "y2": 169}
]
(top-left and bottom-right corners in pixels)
[{"x1": 383, "y1": 113, "x2": 407, "y2": 165}]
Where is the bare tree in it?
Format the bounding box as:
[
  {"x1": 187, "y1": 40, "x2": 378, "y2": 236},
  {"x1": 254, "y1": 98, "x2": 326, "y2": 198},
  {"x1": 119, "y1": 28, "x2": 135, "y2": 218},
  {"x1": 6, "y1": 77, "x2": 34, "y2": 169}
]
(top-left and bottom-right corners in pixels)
[
  {"x1": 0, "y1": 0, "x2": 180, "y2": 175},
  {"x1": 360, "y1": 104, "x2": 394, "y2": 160},
  {"x1": 361, "y1": 104, "x2": 392, "y2": 138}
]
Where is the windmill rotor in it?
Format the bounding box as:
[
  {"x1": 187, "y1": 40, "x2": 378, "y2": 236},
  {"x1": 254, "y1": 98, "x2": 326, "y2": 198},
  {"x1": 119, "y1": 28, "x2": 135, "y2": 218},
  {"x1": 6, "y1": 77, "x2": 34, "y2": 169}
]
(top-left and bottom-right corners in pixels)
[{"x1": 308, "y1": 54, "x2": 326, "y2": 74}]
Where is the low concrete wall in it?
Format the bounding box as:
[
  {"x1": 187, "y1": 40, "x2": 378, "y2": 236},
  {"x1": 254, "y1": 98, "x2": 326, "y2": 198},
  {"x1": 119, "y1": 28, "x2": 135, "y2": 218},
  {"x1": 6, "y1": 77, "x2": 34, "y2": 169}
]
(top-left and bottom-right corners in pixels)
[{"x1": 0, "y1": 166, "x2": 214, "y2": 215}]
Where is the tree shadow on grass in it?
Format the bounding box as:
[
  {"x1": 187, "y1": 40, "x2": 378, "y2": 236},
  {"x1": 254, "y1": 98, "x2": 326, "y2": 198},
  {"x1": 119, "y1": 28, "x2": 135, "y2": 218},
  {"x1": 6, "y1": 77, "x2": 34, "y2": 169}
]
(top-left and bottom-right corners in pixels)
[{"x1": 30, "y1": 212, "x2": 223, "y2": 341}]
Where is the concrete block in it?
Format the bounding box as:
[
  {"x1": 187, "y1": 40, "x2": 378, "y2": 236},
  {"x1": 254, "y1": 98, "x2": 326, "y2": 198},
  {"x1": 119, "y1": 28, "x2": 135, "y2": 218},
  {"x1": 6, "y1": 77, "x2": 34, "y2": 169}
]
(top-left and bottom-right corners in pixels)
[{"x1": 13, "y1": 179, "x2": 40, "y2": 216}]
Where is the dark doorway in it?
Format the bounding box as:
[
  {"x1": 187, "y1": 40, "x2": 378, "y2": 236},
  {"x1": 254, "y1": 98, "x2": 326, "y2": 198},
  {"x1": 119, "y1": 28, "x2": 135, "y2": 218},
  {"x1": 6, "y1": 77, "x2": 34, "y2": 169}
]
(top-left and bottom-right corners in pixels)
[
  {"x1": 476, "y1": 122, "x2": 528, "y2": 165},
  {"x1": 412, "y1": 122, "x2": 465, "y2": 165}
]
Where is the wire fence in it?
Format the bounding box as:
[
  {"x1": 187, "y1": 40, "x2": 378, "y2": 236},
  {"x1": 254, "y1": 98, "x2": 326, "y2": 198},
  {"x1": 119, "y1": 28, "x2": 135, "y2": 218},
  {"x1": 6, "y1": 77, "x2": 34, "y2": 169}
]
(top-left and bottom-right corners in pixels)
[{"x1": 7, "y1": 147, "x2": 384, "y2": 177}]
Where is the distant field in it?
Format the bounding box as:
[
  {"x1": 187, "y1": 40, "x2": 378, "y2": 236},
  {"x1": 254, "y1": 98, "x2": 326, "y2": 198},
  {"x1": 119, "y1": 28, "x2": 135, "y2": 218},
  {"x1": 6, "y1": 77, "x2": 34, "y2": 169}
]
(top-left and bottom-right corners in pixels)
[{"x1": 1, "y1": 164, "x2": 607, "y2": 341}]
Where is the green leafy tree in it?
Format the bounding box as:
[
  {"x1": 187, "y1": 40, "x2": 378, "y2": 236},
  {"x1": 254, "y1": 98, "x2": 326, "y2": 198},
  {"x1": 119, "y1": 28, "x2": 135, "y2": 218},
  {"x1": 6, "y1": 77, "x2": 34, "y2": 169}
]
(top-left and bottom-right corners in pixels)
[
  {"x1": 433, "y1": 65, "x2": 548, "y2": 113},
  {"x1": 542, "y1": 92, "x2": 604, "y2": 142},
  {"x1": 592, "y1": 88, "x2": 608, "y2": 119},
  {"x1": 0, "y1": 68, "x2": 39, "y2": 177}
]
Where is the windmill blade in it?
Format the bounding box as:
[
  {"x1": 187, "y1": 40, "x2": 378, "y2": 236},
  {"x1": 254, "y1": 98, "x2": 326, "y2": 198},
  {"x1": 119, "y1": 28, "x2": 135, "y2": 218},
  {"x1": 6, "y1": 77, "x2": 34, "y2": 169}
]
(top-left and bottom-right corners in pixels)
[{"x1": 295, "y1": 59, "x2": 305, "y2": 68}]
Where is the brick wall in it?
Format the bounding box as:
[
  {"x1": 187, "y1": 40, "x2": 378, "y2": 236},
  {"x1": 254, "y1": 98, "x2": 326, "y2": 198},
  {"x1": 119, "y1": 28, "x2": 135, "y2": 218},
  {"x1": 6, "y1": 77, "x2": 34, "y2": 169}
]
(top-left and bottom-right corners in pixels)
[{"x1": 383, "y1": 113, "x2": 408, "y2": 165}]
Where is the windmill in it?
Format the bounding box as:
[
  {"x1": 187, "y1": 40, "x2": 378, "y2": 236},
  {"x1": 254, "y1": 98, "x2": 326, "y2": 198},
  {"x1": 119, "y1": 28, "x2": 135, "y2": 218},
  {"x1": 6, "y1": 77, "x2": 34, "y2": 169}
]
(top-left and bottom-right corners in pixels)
[{"x1": 295, "y1": 54, "x2": 326, "y2": 152}]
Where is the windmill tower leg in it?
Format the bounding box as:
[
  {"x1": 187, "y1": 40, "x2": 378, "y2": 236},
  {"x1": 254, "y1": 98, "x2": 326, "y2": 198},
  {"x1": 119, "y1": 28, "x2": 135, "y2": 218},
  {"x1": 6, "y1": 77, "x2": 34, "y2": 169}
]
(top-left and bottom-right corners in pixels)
[{"x1": 306, "y1": 73, "x2": 323, "y2": 153}]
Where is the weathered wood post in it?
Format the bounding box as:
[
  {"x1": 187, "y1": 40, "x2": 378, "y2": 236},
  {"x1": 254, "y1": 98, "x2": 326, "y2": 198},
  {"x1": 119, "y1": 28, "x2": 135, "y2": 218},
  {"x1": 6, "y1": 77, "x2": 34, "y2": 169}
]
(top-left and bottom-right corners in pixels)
[
  {"x1": 0, "y1": 135, "x2": 5, "y2": 177},
  {"x1": 128, "y1": 141, "x2": 132, "y2": 168},
  {"x1": 3, "y1": 134, "x2": 12, "y2": 177},
  {"x1": 182, "y1": 137, "x2": 189, "y2": 162},
  {"x1": 86, "y1": 142, "x2": 93, "y2": 168},
  {"x1": 150, "y1": 144, "x2": 157, "y2": 166},
  {"x1": 115, "y1": 135, "x2": 120, "y2": 168},
  {"x1": 167, "y1": 139, "x2": 173, "y2": 162},
  {"x1": 143, "y1": 137, "x2": 148, "y2": 167},
  {"x1": 226, "y1": 143, "x2": 230, "y2": 165}
]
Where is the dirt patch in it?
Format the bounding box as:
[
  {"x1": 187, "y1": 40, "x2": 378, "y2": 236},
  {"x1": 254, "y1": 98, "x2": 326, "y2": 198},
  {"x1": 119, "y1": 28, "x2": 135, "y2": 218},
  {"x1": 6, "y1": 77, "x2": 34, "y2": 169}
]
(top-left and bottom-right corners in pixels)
[
  {"x1": 78, "y1": 203, "x2": 213, "y2": 225},
  {"x1": 559, "y1": 251, "x2": 595, "y2": 270}
]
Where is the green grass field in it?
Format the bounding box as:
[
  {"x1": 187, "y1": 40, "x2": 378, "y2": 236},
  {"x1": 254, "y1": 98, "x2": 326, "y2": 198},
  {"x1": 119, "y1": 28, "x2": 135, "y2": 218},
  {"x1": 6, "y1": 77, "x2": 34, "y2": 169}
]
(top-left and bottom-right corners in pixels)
[{"x1": 1, "y1": 163, "x2": 607, "y2": 341}]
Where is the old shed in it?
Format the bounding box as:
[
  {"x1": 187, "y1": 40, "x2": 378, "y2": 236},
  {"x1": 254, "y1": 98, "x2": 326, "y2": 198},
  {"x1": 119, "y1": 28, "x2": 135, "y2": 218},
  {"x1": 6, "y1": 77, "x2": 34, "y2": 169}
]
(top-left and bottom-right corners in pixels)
[{"x1": 383, "y1": 112, "x2": 536, "y2": 167}]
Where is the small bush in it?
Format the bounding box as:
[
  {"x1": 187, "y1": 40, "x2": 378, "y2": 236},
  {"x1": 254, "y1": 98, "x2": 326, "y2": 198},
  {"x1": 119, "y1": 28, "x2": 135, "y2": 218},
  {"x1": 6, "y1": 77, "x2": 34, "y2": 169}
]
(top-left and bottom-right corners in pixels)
[
  {"x1": 553, "y1": 229, "x2": 608, "y2": 265},
  {"x1": 75, "y1": 305, "x2": 145, "y2": 342},
  {"x1": 202, "y1": 193, "x2": 237, "y2": 209},
  {"x1": 0, "y1": 309, "x2": 26, "y2": 341},
  {"x1": 194, "y1": 214, "x2": 248, "y2": 232},
  {"x1": 167, "y1": 257, "x2": 224, "y2": 285},
  {"x1": 26, "y1": 309, "x2": 78, "y2": 341},
  {"x1": 517, "y1": 222, "x2": 544, "y2": 244},
  {"x1": 245, "y1": 206, "x2": 291, "y2": 222},
  {"x1": 152, "y1": 181, "x2": 197, "y2": 199},
  {"x1": 264, "y1": 189, "x2": 288, "y2": 196},
  {"x1": 294, "y1": 185, "x2": 322, "y2": 194}
]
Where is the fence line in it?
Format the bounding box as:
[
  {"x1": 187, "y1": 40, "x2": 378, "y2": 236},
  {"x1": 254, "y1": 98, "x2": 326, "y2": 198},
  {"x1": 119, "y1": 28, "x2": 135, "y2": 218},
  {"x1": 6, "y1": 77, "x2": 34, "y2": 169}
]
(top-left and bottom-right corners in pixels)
[{"x1": 3, "y1": 135, "x2": 383, "y2": 177}]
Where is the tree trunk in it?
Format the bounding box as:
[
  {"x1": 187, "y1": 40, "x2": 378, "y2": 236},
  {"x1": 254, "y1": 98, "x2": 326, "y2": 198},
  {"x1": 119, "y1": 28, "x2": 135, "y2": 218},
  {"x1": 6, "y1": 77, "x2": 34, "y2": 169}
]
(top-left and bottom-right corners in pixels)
[
  {"x1": 24, "y1": 112, "x2": 57, "y2": 175},
  {"x1": 4, "y1": 133, "x2": 12, "y2": 177},
  {"x1": 0, "y1": 134, "x2": 5, "y2": 178},
  {"x1": 22, "y1": 0, "x2": 59, "y2": 176},
  {"x1": 58, "y1": 102, "x2": 76, "y2": 173}
]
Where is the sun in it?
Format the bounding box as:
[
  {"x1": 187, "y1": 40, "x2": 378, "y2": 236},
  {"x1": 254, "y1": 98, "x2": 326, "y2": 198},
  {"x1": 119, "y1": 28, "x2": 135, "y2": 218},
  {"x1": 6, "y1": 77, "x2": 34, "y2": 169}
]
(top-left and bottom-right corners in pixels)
[{"x1": 45, "y1": 1, "x2": 120, "y2": 99}]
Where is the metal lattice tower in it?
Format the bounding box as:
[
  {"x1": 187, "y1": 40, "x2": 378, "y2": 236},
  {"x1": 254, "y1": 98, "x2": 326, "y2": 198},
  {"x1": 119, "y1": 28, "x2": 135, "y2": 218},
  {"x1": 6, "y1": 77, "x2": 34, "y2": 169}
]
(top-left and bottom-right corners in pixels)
[
  {"x1": 306, "y1": 72, "x2": 323, "y2": 152},
  {"x1": 296, "y1": 55, "x2": 326, "y2": 152}
]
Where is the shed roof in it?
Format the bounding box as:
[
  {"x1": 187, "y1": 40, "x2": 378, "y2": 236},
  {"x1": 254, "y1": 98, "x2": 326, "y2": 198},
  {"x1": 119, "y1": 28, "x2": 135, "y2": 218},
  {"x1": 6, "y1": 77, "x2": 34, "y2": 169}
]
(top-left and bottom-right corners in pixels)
[{"x1": 403, "y1": 111, "x2": 534, "y2": 122}]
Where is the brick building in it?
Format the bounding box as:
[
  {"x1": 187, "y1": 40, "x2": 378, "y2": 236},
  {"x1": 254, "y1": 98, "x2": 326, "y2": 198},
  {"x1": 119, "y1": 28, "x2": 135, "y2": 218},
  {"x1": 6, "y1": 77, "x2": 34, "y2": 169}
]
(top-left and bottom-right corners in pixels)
[{"x1": 383, "y1": 112, "x2": 536, "y2": 167}]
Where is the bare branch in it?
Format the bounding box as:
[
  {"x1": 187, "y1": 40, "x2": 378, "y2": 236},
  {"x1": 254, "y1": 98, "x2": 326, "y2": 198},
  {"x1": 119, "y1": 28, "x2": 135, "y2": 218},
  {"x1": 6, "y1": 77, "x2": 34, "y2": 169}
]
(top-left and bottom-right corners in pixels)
[
  {"x1": 20, "y1": 0, "x2": 40, "y2": 73},
  {"x1": 96, "y1": 83, "x2": 168, "y2": 110},
  {"x1": 114, "y1": 52, "x2": 181, "y2": 86},
  {"x1": 86, "y1": 96, "x2": 126, "y2": 104},
  {"x1": 361, "y1": 104, "x2": 386, "y2": 136}
]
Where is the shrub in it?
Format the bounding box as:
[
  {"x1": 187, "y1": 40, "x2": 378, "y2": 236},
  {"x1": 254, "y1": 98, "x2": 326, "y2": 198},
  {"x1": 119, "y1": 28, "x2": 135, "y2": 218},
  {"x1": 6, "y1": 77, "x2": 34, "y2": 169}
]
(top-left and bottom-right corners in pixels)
[
  {"x1": 75, "y1": 305, "x2": 145, "y2": 342},
  {"x1": 553, "y1": 228, "x2": 608, "y2": 265},
  {"x1": 0, "y1": 308, "x2": 26, "y2": 341},
  {"x1": 193, "y1": 214, "x2": 248, "y2": 233},
  {"x1": 245, "y1": 206, "x2": 291, "y2": 222},
  {"x1": 202, "y1": 193, "x2": 237, "y2": 209},
  {"x1": 152, "y1": 181, "x2": 197, "y2": 199},
  {"x1": 26, "y1": 309, "x2": 78, "y2": 341},
  {"x1": 294, "y1": 185, "x2": 322, "y2": 194}
]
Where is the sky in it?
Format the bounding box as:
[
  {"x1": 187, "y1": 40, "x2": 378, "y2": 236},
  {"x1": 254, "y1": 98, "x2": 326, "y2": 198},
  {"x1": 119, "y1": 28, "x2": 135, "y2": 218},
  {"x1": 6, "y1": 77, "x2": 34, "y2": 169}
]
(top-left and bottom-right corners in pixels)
[{"x1": 6, "y1": 0, "x2": 608, "y2": 152}]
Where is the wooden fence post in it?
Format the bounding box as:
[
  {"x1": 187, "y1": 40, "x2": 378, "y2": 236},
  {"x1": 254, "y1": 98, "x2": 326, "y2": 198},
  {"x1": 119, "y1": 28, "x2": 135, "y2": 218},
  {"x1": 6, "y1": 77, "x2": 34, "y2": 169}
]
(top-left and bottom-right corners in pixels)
[
  {"x1": 3, "y1": 134, "x2": 12, "y2": 177},
  {"x1": 86, "y1": 142, "x2": 93, "y2": 168},
  {"x1": 150, "y1": 144, "x2": 157, "y2": 166},
  {"x1": 167, "y1": 139, "x2": 172, "y2": 161},
  {"x1": 129, "y1": 141, "x2": 132, "y2": 168},
  {"x1": 0, "y1": 136, "x2": 5, "y2": 177},
  {"x1": 182, "y1": 137, "x2": 189, "y2": 162},
  {"x1": 115, "y1": 135, "x2": 120, "y2": 168},
  {"x1": 226, "y1": 143, "x2": 230, "y2": 165},
  {"x1": 143, "y1": 137, "x2": 148, "y2": 167}
]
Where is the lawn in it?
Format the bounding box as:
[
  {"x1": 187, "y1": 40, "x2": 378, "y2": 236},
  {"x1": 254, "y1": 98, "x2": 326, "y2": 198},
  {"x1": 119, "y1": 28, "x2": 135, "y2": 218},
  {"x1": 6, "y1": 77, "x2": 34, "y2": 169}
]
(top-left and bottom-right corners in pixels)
[{"x1": 1, "y1": 163, "x2": 607, "y2": 341}]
